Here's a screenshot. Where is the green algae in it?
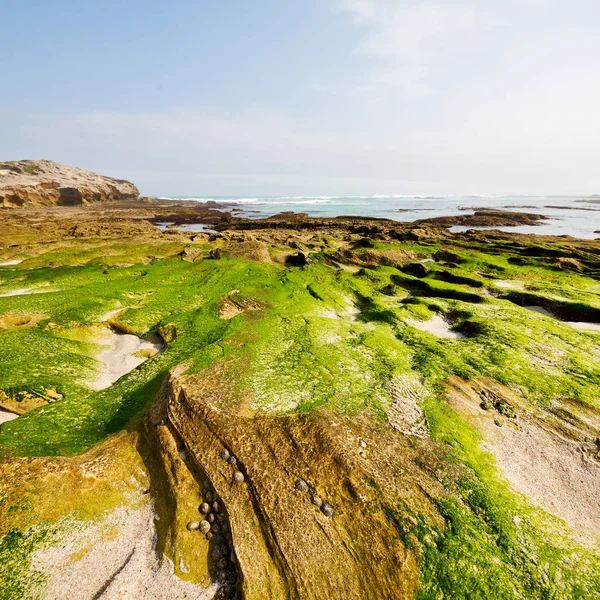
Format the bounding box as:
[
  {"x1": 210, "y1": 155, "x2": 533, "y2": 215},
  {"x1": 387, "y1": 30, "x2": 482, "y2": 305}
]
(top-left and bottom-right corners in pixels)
[{"x1": 1, "y1": 233, "x2": 600, "y2": 598}]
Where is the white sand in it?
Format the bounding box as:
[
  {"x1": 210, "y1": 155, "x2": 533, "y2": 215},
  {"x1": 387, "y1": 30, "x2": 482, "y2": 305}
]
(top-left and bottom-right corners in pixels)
[
  {"x1": 32, "y1": 503, "x2": 218, "y2": 600},
  {"x1": 90, "y1": 329, "x2": 163, "y2": 390},
  {"x1": 0, "y1": 259, "x2": 23, "y2": 266},
  {"x1": 407, "y1": 315, "x2": 465, "y2": 339},
  {"x1": 0, "y1": 409, "x2": 18, "y2": 425},
  {"x1": 526, "y1": 306, "x2": 600, "y2": 331}
]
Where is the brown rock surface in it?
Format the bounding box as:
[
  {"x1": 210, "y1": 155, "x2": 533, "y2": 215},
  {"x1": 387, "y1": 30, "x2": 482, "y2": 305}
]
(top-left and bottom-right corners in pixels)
[
  {"x1": 152, "y1": 362, "x2": 453, "y2": 600},
  {"x1": 0, "y1": 160, "x2": 140, "y2": 207}
]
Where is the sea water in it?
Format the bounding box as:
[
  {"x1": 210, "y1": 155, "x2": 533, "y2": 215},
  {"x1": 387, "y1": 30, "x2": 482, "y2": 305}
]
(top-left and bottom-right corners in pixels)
[{"x1": 158, "y1": 195, "x2": 600, "y2": 239}]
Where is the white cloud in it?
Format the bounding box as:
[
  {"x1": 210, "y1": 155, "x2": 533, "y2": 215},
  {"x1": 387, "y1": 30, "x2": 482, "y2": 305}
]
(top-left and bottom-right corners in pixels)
[
  {"x1": 4, "y1": 100, "x2": 600, "y2": 196},
  {"x1": 334, "y1": 0, "x2": 476, "y2": 94}
]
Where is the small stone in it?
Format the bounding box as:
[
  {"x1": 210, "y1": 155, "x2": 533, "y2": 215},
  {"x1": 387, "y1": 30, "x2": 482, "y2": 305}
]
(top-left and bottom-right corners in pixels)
[
  {"x1": 208, "y1": 513, "x2": 216, "y2": 524},
  {"x1": 512, "y1": 515, "x2": 521, "y2": 527},
  {"x1": 186, "y1": 521, "x2": 200, "y2": 531},
  {"x1": 179, "y1": 450, "x2": 187, "y2": 461},
  {"x1": 212, "y1": 524, "x2": 221, "y2": 534},
  {"x1": 359, "y1": 440, "x2": 367, "y2": 449},
  {"x1": 199, "y1": 502, "x2": 211, "y2": 515},
  {"x1": 212, "y1": 501, "x2": 221, "y2": 514},
  {"x1": 204, "y1": 490, "x2": 214, "y2": 503},
  {"x1": 321, "y1": 503, "x2": 334, "y2": 517},
  {"x1": 233, "y1": 471, "x2": 245, "y2": 484},
  {"x1": 217, "y1": 557, "x2": 229, "y2": 570},
  {"x1": 312, "y1": 495, "x2": 323, "y2": 508},
  {"x1": 359, "y1": 451, "x2": 366, "y2": 458},
  {"x1": 199, "y1": 520, "x2": 211, "y2": 534},
  {"x1": 211, "y1": 546, "x2": 222, "y2": 561},
  {"x1": 205, "y1": 532, "x2": 213, "y2": 541},
  {"x1": 230, "y1": 550, "x2": 237, "y2": 564},
  {"x1": 220, "y1": 448, "x2": 230, "y2": 461},
  {"x1": 228, "y1": 456, "x2": 237, "y2": 466},
  {"x1": 222, "y1": 523, "x2": 229, "y2": 534},
  {"x1": 295, "y1": 478, "x2": 308, "y2": 492}
]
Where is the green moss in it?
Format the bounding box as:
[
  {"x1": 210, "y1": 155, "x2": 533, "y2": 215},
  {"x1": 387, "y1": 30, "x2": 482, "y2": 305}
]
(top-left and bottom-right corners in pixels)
[{"x1": 1, "y1": 232, "x2": 600, "y2": 597}]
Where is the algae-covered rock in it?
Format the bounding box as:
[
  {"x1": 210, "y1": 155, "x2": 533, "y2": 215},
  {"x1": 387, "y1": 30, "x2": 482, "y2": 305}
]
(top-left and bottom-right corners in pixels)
[{"x1": 158, "y1": 322, "x2": 178, "y2": 344}]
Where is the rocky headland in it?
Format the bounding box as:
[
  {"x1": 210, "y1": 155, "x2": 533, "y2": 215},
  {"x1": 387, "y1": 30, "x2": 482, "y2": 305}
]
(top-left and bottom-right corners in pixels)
[
  {"x1": 0, "y1": 168, "x2": 599, "y2": 600},
  {"x1": 0, "y1": 160, "x2": 140, "y2": 207}
]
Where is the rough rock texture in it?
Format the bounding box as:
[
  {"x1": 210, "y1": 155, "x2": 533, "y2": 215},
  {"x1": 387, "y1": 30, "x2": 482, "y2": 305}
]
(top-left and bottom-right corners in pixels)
[
  {"x1": 416, "y1": 210, "x2": 547, "y2": 227},
  {"x1": 0, "y1": 160, "x2": 139, "y2": 207},
  {"x1": 155, "y1": 364, "x2": 452, "y2": 600}
]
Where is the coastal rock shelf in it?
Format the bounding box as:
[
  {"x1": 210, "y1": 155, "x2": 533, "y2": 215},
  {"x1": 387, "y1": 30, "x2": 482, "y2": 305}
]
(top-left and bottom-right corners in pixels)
[{"x1": 1, "y1": 200, "x2": 600, "y2": 600}]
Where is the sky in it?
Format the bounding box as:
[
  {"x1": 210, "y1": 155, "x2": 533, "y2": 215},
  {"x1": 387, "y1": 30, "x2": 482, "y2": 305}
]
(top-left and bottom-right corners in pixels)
[{"x1": 2, "y1": 0, "x2": 600, "y2": 196}]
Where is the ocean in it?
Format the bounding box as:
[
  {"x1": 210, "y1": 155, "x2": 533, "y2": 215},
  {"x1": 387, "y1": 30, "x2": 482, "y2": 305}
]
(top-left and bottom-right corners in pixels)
[{"x1": 159, "y1": 195, "x2": 600, "y2": 239}]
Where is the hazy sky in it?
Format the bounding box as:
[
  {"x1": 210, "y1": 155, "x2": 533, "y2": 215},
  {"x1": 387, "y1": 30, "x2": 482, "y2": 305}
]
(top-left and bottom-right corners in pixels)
[{"x1": 2, "y1": 0, "x2": 600, "y2": 196}]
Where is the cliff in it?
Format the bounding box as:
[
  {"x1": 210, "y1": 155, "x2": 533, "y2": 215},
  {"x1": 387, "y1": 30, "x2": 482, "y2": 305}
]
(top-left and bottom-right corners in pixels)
[{"x1": 0, "y1": 160, "x2": 139, "y2": 207}]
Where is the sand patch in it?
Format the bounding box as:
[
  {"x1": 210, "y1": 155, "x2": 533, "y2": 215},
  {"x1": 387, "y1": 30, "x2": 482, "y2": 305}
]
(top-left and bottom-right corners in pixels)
[
  {"x1": 31, "y1": 503, "x2": 218, "y2": 600},
  {"x1": 0, "y1": 409, "x2": 18, "y2": 425},
  {"x1": 89, "y1": 329, "x2": 164, "y2": 390},
  {"x1": 447, "y1": 377, "x2": 600, "y2": 539},
  {"x1": 526, "y1": 305, "x2": 600, "y2": 332},
  {"x1": 406, "y1": 315, "x2": 465, "y2": 339}
]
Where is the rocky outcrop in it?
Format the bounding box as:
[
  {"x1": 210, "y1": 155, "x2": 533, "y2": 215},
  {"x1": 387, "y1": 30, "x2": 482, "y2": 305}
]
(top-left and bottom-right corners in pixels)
[
  {"x1": 0, "y1": 160, "x2": 139, "y2": 207},
  {"x1": 416, "y1": 210, "x2": 547, "y2": 227},
  {"x1": 149, "y1": 364, "x2": 453, "y2": 600}
]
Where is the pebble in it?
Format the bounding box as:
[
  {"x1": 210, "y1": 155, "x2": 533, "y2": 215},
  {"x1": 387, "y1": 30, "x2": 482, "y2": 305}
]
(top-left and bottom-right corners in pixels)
[
  {"x1": 208, "y1": 513, "x2": 216, "y2": 524},
  {"x1": 212, "y1": 524, "x2": 221, "y2": 535},
  {"x1": 321, "y1": 503, "x2": 334, "y2": 517},
  {"x1": 205, "y1": 490, "x2": 214, "y2": 503},
  {"x1": 359, "y1": 440, "x2": 367, "y2": 449},
  {"x1": 186, "y1": 521, "x2": 200, "y2": 531},
  {"x1": 199, "y1": 502, "x2": 211, "y2": 515},
  {"x1": 211, "y1": 546, "x2": 222, "y2": 561},
  {"x1": 199, "y1": 520, "x2": 211, "y2": 534},
  {"x1": 233, "y1": 471, "x2": 245, "y2": 484},
  {"x1": 217, "y1": 557, "x2": 229, "y2": 570},
  {"x1": 212, "y1": 501, "x2": 221, "y2": 514},
  {"x1": 179, "y1": 450, "x2": 188, "y2": 461},
  {"x1": 311, "y1": 495, "x2": 323, "y2": 508},
  {"x1": 295, "y1": 478, "x2": 308, "y2": 492},
  {"x1": 222, "y1": 523, "x2": 229, "y2": 534},
  {"x1": 205, "y1": 532, "x2": 213, "y2": 541},
  {"x1": 228, "y1": 456, "x2": 237, "y2": 466},
  {"x1": 220, "y1": 448, "x2": 230, "y2": 461}
]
